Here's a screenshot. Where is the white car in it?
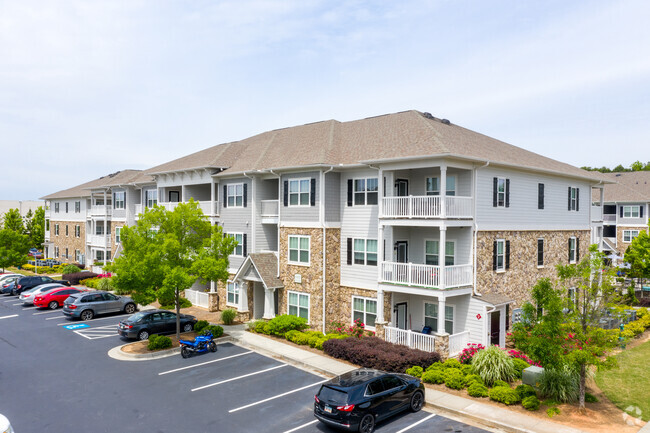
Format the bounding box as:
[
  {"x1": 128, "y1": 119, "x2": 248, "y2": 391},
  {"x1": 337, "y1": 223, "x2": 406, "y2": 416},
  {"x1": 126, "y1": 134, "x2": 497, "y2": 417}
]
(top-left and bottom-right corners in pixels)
[
  {"x1": 0, "y1": 274, "x2": 21, "y2": 284},
  {"x1": 0, "y1": 413, "x2": 13, "y2": 433},
  {"x1": 18, "y1": 284, "x2": 64, "y2": 305}
]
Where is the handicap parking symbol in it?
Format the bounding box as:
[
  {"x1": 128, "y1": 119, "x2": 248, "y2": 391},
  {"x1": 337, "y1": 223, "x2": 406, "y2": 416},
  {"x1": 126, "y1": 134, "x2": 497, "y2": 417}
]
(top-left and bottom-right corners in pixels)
[{"x1": 63, "y1": 324, "x2": 90, "y2": 330}]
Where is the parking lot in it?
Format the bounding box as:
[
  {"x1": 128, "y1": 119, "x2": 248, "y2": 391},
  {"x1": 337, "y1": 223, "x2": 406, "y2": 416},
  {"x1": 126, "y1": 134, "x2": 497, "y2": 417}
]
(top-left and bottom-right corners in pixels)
[{"x1": 0, "y1": 296, "x2": 493, "y2": 433}]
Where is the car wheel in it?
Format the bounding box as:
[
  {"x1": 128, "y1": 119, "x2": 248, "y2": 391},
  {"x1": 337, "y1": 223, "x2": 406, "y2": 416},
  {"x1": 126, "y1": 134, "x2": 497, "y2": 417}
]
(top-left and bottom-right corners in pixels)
[
  {"x1": 48, "y1": 301, "x2": 59, "y2": 310},
  {"x1": 209, "y1": 341, "x2": 217, "y2": 352},
  {"x1": 124, "y1": 303, "x2": 136, "y2": 314},
  {"x1": 11, "y1": 289, "x2": 17, "y2": 296},
  {"x1": 181, "y1": 346, "x2": 190, "y2": 358},
  {"x1": 80, "y1": 310, "x2": 94, "y2": 321},
  {"x1": 410, "y1": 390, "x2": 424, "y2": 412},
  {"x1": 358, "y1": 414, "x2": 375, "y2": 433},
  {"x1": 137, "y1": 330, "x2": 149, "y2": 341},
  {"x1": 183, "y1": 323, "x2": 193, "y2": 332}
]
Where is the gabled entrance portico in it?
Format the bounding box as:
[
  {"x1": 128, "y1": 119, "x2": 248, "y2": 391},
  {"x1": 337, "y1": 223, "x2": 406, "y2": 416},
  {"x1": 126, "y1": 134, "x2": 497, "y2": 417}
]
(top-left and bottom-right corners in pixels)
[{"x1": 232, "y1": 253, "x2": 283, "y2": 320}]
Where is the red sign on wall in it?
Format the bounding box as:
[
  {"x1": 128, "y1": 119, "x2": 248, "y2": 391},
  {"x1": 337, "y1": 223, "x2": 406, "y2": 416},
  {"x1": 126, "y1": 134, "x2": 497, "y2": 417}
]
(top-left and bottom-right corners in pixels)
[{"x1": 476, "y1": 314, "x2": 482, "y2": 320}]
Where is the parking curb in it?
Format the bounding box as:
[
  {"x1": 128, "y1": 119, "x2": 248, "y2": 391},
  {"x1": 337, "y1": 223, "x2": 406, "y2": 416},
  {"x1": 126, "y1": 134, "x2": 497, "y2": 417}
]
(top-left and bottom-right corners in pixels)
[{"x1": 108, "y1": 335, "x2": 235, "y2": 362}]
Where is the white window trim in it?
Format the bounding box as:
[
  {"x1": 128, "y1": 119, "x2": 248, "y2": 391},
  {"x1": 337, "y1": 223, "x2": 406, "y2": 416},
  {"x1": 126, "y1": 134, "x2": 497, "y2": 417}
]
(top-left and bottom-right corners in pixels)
[
  {"x1": 351, "y1": 296, "x2": 377, "y2": 330},
  {"x1": 115, "y1": 227, "x2": 121, "y2": 244},
  {"x1": 353, "y1": 177, "x2": 379, "y2": 206},
  {"x1": 496, "y1": 239, "x2": 506, "y2": 272},
  {"x1": 424, "y1": 239, "x2": 455, "y2": 266},
  {"x1": 288, "y1": 235, "x2": 310, "y2": 266},
  {"x1": 144, "y1": 189, "x2": 157, "y2": 209},
  {"x1": 425, "y1": 175, "x2": 456, "y2": 196},
  {"x1": 288, "y1": 178, "x2": 311, "y2": 207},
  {"x1": 227, "y1": 233, "x2": 244, "y2": 257},
  {"x1": 424, "y1": 302, "x2": 455, "y2": 334},
  {"x1": 537, "y1": 238, "x2": 544, "y2": 269},
  {"x1": 287, "y1": 291, "x2": 310, "y2": 323},
  {"x1": 569, "y1": 236, "x2": 577, "y2": 264},
  {"x1": 496, "y1": 178, "x2": 506, "y2": 207},
  {"x1": 227, "y1": 183, "x2": 244, "y2": 208},
  {"x1": 623, "y1": 230, "x2": 640, "y2": 243},
  {"x1": 226, "y1": 281, "x2": 240, "y2": 307},
  {"x1": 352, "y1": 238, "x2": 378, "y2": 266},
  {"x1": 623, "y1": 206, "x2": 640, "y2": 218},
  {"x1": 569, "y1": 187, "x2": 578, "y2": 211},
  {"x1": 114, "y1": 191, "x2": 126, "y2": 210}
]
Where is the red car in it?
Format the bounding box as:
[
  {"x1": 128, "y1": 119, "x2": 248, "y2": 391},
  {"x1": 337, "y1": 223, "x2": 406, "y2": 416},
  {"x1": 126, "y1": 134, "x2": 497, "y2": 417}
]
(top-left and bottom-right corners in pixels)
[{"x1": 34, "y1": 287, "x2": 85, "y2": 310}]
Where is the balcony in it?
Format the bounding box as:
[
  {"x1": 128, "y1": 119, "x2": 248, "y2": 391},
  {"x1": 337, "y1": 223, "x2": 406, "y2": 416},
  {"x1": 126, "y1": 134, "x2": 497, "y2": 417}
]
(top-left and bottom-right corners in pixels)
[
  {"x1": 261, "y1": 200, "x2": 279, "y2": 223},
  {"x1": 44, "y1": 231, "x2": 50, "y2": 242},
  {"x1": 88, "y1": 234, "x2": 111, "y2": 248},
  {"x1": 591, "y1": 205, "x2": 603, "y2": 222},
  {"x1": 380, "y1": 261, "x2": 473, "y2": 290},
  {"x1": 382, "y1": 196, "x2": 473, "y2": 219},
  {"x1": 603, "y1": 214, "x2": 616, "y2": 224},
  {"x1": 89, "y1": 205, "x2": 112, "y2": 217}
]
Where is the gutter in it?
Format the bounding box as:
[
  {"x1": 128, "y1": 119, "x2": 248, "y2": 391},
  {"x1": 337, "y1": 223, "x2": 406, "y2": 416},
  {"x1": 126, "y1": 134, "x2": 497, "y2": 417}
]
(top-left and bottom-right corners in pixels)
[
  {"x1": 473, "y1": 161, "x2": 490, "y2": 297},
  {"x1": 268, "y1": 170, "x2": 281, "y2": 278},
  {"x1": 243, "y1": 172, "x2": 255, "y2": 254},
  {"x1": 321, "y1": 166, "x2": 334, "y2": 334}
]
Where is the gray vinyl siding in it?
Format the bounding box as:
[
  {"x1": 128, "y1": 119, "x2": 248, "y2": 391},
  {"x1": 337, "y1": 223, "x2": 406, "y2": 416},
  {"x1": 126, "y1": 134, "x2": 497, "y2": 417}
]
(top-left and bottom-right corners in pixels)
[
  {"x1": 325, "y1": 171, "x2": 341, "y2": 223},
  {"x1": 184, "y1": 183, "x2": 211, "y2": 201},
  {"x1": 467, "y1": 297, "x2": 486, "y2": 345},
  {"x1": 219, "y1": 177, "x2": 253, "y2": 271},
  {"x1": 126, "y1": 187, "x2": 141, "y2": 225},
  {"x1": 112, "y1": 188, "x2": 127, "y2": 220},
  {"x1": 476, "y1": 166, "x2": 591, "y2": 231},
  {"x1": 281, "y1": 171, "x2": 320, "y2": 222},
  {"x1": 389, "y1": 227, "x2": 472, "y2": 265},
  {"x1": 451, "y1": 294, "x2": 470, "y2": 336},
  {"x1": 340, "y1": 169, "x2": 379, "y2": 290},
  {"x1": 255, "y1": 177, "x2": 279, "y2": 252},
  {"x1": 406, "y1": 167, "x2": 472, "y2": 196},
  {"x1": 617, "y1": 203, "x2": 648, "y2": 225}
]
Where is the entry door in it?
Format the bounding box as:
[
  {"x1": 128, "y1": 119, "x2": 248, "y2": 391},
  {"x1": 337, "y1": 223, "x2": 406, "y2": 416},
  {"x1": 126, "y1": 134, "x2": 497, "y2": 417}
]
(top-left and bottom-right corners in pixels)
[
  {"x1": 253, "y1": 282, "x2": 264, "y2": 320},
  {"x1": 395, "y1": 302, "x2": 408, "y2": 330},
  {"x1": 490, "y1": 310, "x2": 501, "y2": 346},
  {"x1": 395, "y1": 241, "x2": 408, "y2": 263},
  {"x1": 395, "y1": 179, "x2": 409, "y2": 197}
]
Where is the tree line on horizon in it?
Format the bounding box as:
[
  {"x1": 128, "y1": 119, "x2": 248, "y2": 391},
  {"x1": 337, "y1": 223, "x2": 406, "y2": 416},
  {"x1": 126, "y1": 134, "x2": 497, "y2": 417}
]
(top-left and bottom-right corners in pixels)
[{"x1": 581, "y1": 160, "x2": 650, "y2": 173}]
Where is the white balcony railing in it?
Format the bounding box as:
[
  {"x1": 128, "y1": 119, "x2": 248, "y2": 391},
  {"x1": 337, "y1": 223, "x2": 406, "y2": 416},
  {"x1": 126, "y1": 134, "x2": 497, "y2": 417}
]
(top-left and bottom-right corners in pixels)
[
  {"x1": 603, "y1": 214, "x2": 616, "y2": 223},
  {"x1": 89, "y1": 205, "x2": 112, "y2": 217},
  {"x1": 261, "y1": 200, "x2": 279, "y2": 217},
  {"x1": 134, "y1": 204, "x2": 142, "y2": 216},
  {"x1": 88, "y1": 235, "x2": 111, "y2": 248},
  {"x1": 449, "y1": 330, "x2": 470, "y2": 357},
  {"x1": 384, "y1": 326, "x2": 436, "y2": 352},
  {"x1": 380, "y1": 261, "x2": 472, "y2": 289},
  {"x1": 382, "y1": 195, "x2": 473, "y2": 218},
  {"x1": 591, "y1": 205, "x2": 603, "y2": 222}
]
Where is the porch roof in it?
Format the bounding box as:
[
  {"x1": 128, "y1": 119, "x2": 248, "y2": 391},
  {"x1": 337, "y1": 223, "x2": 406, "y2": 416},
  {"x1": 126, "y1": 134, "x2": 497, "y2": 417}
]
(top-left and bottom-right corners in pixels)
[
  {"x1": 232, "y1": 253, "x2": 284, "y2": 290},
  {"x1": 471, "y1": 293, "x2": 514, "y2": 307},
  {"x1": 602, "y1": 237, "x2": 617, "y2": 252}
]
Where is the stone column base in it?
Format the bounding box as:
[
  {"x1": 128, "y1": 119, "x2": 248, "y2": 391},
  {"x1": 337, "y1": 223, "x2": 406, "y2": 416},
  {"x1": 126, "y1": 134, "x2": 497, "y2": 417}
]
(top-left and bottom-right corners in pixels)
[
  {"x1": 207, "y1": 292, "x2": 219, "y2": 312},
  {"x1": 434, "y1": 333, "x2": 450, "y2": 359},
  {"x1": 374, "y1": 321, "x2": 388, "y2": 339}
]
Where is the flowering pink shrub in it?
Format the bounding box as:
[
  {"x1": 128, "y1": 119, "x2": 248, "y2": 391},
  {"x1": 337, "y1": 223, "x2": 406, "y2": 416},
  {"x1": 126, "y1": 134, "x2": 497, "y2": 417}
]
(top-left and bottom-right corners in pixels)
[
  {"x1": 459, "y1": 343, "x2": 485, "y2": 364},
  {"x1": 328, "y1": 319, "x2": 375, "y2": 338},
  {"x1": 97, "y1": 272, "x2": 112, "y2": 279},
  {"x1": 507, "y1": 349, "x2": 541, "y2": 367}
]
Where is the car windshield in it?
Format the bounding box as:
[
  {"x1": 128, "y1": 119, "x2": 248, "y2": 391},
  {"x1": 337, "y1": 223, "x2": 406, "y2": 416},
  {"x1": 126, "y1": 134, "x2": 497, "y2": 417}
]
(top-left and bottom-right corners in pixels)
[
  {"x1": 127, "y1": 312, "x2": 148, "y2": 323},
  {"x1": 318, "y1": 386, "x2": 349, "y2": 405}
]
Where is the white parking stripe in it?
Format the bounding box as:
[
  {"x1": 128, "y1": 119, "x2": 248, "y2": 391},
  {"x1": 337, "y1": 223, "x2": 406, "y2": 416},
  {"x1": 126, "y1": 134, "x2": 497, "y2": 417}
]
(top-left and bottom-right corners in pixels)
[
  {"x1": 395, "y1": 413, "x2": 436, "y2": 433},
  {"x1": 3, "y1": 299, "x2": 18, "y2": 302},
  {"x1": 191, "y1": 364, "x2": 288, "y2": 392},
  {"x1": 56, "y1": 314, "x2": 131, "y2": 325},
  {"x1": 0, "y1": 314, "x2": 19, "y2": 320},
  {"x1": 228, "y1": 379, "x2": 328, "y2": 413},
  {"x1": 282, "y1": 420, "x2": 319, "y2": 433},
  {"x1": 33, "y1": 310, "x2": 61, "y2": 315},
  {"x1": 158, "y1": 351, "x2": 254, "y2": 376},
  {"x1": 45, "y1": 316, "x2": 67, "y2": 321},
  {"x1": 11, "y1": 303, "x2": 23, "y2": 306}
]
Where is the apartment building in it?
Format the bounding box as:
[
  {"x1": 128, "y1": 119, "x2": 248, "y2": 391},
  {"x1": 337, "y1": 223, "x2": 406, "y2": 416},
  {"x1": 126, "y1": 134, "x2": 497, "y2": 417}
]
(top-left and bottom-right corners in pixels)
[
  {"x1": 592, "y1": 171, "x2": 650, "y2": 263},
  {"x1": 42, "y1": 110, "x2": 607, "y2": 357}
]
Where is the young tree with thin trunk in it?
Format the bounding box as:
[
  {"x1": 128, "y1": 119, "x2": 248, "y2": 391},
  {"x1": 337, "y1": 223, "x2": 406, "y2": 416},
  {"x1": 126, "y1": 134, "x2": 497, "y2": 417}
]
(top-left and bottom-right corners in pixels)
[{"x1": 0, "y1": 229, "x2": 30, "y2": 272}]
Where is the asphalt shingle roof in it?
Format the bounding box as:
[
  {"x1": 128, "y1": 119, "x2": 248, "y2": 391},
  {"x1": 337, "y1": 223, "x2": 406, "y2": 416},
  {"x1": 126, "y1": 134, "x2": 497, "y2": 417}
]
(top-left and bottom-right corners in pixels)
[{"x1": 592, "y1": 171, "x2": 650, "y2": 203}]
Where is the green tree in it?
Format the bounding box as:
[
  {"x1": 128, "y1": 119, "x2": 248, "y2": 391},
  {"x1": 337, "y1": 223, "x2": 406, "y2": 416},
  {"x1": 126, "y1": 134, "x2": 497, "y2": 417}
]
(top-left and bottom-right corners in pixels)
[
  {"x1": 3, "y1": 209, "x2": 24, "y2": 233},
  {"x1": 27, "y1": 206, "x2": 46, "y2": 249},
  {"x1": 107, "y1": 200, "x2": 237, "y2": 338},
  {"x1": 630, "y1": 160, "x2": 644, "y2": 171},
  {"x1": 0, "y1": 229, "x2": 30, "y2": 272},
  {"x1": 624, "y1": 228, "x2": 650, "y2": 288}
]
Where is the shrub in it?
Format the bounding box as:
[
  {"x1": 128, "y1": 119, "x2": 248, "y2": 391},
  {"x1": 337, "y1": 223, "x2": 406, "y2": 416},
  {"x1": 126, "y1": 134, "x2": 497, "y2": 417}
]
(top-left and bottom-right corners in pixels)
[
  {"x1": 459, "y1": 343, "x2": 485, "y2": 364},
  {"x1": 512, "y1": 358, "x2": 531, "y2": 379},
  {"x1": 585, "y1": 392, "x2": 599, "y2": 403},
  {"x1": 515, "y1": 384, "x2": 537, "y2": 399},
  {"x1": 80, "y1": 277, "x2": 100, "y2": 288},
  {"x1": 61, "y1": 264, "x2": 82, "y2": 274},
  {"x1": 460, "y1": 364, "x2": 473, "y2": 375},
  {"x1": 308, "y1": 334, "x2": 324, "y2": 348},
  {"x1": 147, "y1": 334, "x2": 172, "y2": 351},
  {"x1": 546, "y1": 407, "x2": 561, "y2": 417},
  {"x1": 471, "y1": 345, "x2": 516, "y2": 386},
  {"x1": 221, "y1": 308, "x2": 237, "y2": 325},
  {"x1": 443, "y1": 358, "x2": 462, "y2": 369},
  {"x1": 426, "y1": 361, "x2": 443, "y2": 371},
  {"x1": 64, "y1": 271, "x2": 99, "y2": 285},
  {"x1": 194, "y1": 320, "x2": 209, "y2": 333},
  {"x1": 463, "y1": 374, "x2": 484, "y2": 387},
  {"x1": 252, "y1": 320, "x2": 271, "y2": 334},
  {"x1": 406, "y1": 366, "x2": 424, "y2": 378},
  {"x1": 467, "y1": 383, "x2": 489, "y2": 398},
  {"x1": 421, "y1": 369, "x2": 445, "y2": 384},
  {"x1": 292, "y1": 332, "x2": 311, "y2": 345},
  {"x1": 97, "y1": 277, "x2": 113, "y2": 292},
  {"x1": 522, "y1": 395, "x2": 541, "y2": 411},
  {"x1": 538, "y1": 366, "x2": 579, "y2": 403},
  {"x1": 285, "y1": 330, "x2": 301, "y2": 341},
  {"x1": 492, "y1": 380, "x2": 510, "y2": 388},
  {"x1": 200, "y1": 325, "x2": 224, "y2": 338},
  {"x1": 444, "y1": 369, "x2": 465, "y2": 390},
  {"x1": 488, "y1": 386, "x2": 521, "y2": 405},
  {"x1": 266, "y1": 315, "x2": 308, "y2": 337},
  {"x1": 160, "y1": 297, "x2": 191, "y2": 310},
  {"x1": 323, "y1": 336, "x2": 441, "y2": 373},
  {"x1": 507, "y1": 349, "x2": 541, "y2": 367}
]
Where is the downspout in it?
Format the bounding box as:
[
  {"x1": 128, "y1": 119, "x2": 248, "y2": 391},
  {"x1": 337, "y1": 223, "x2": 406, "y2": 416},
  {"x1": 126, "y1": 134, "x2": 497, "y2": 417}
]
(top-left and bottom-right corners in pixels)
[
  {"x1": 321, "y1": 166, "x2": 334, "y2": 334},
  {"x1": 473, "y1": 161, "x2": 490, "y2": 296},
  {"x1": 243, "y1": 172, "x2": 255, "y2": 254},
  {"x1": 269, "y1": 170, "x2": 281, "y2": 277}
]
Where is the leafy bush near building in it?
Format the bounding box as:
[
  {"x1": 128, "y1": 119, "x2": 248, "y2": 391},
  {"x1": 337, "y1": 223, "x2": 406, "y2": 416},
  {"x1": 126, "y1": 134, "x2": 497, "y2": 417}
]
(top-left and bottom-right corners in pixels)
[
  {"x1": 492, "y1": 380, "x2": 510, "y2": 388},
  {"x1": 323, "y1": 336, "x2": 440, "y2": 373},
  {"x1": 265, "y1": 315, "x2": 308, "y2": 337},
  {"x1": 443, "y1": 369, "x2": 465, "y2": 390},
  {"x1": 80, "y1": 277, "x2": 100, "y2": 288},
  {"x1": 221, "y1": 308, "x2": 236, "y2": 325},
  {"x1": 64, "y1": 272, "x2": 99, "y2": 285},
  {"x1": 515, "y1": 384, "x2": 537, "y2": 399},
  {"x1": 147, "y1": 334, "x2": 172, "y2": 351},
  {"x1": 467, "y1": 383, "x2": 489, "y2": 398},
  {"x1": 200, "y1": 325, "x2": 223, "y2": 338},
  {"x1": 463, "y1": 374, "x2": 484, "y2": 387},
  {"x1": 488, "y1": 386, "x2": 521, "y2": 405},
  {"x1": 61, "y1": 264, "x2": 82, "y2": 274},
  {"x1": 512, "y1": 358, "x2": 531, "y2": 379},
  {"x1": 522, "y1": 395, "x2": 541, "y2": 411},
  {"x1": 421, "y1": 369, "x2": 445, "y2": 384},
  {"x1": 459, "y1": 343, "x2": 485, "y2": 364},
  {"x1": 405, "y1": 366, "x2": 423, "y2": 378},
  {"x1": 471, "y1": 345, "x2": 516, "y2": 386},
  {"x1": 194, "y1": 320, "x2": 209, "y2": 333}
]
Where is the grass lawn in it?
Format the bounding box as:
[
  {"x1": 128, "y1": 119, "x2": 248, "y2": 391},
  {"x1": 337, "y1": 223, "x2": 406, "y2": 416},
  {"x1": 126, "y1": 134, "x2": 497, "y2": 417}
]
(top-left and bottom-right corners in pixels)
[{"x1": 595, "y1": 339, "x2": 650, "y2": 421}]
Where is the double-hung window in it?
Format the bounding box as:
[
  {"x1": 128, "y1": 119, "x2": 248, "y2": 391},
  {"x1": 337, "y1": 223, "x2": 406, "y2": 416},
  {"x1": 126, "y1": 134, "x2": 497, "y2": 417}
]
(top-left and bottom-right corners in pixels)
[
  {"x1": 425, "y1": 240, "x2": 455, "y2": 266},
  {"x1": 496, "y1": 178, "x2": 506, "y2": 207},
  {"x1": 353, "y1": 239, "x2": 378, "y2": 266},
  {"x1": 494, "y1": 239, "x2": 508, "y2": 272},
  {"x1": 75, "y1": 201, "x2": 81, "y2": 213},
  {"x1": 289, "y1": 179, "x2": 310, "y2": 206},
  {"x1": 352, "y1": 297, "x2": 377, "y2": 328},
  {"x1": 75, "y1": 225, "x2": 80, "y2": 238},
  {"x1": 55, "y1": 224, "x2": 59, "y2": 236},
  {"x1": 288, "y1": 235, "x2": 310, "y2": 264},
  {"x1": 623, "y1": 206, "x2": 640, "y2": 218},
  {"x1": 353, "y1": 178, "x2": 378, "y2": 205},
  {"x1": 623, "y1": 230, "x2": 639, "y2": 242},
  {"x1": 424, "y1": 303, "x2": 454, "y2": 334},
  {"x1": 54, "y1": 203, "x2": 59, "y2": 213},
  {"x1": 144, "y1": 190, "x2": 157, "y2": 208},
  {"x1": 227, "y1": 282, "x2": 239, "y2": 306},
  {"x1": 114, "y1": 191, "x2": 126, "y2": 209},
  {"x1": 227, "y1": 184, "x2": 244, "y2": 207},
  {"x1": 228, "y1": 233, "x2": 244, "y2": 256},
  {"x1": 115, "y1": 227, "x2": 121, "y2": 243},
  {"x1": 425, "y1": 176, "x2": 455, "y2": 196},
  {"x1": 54, "y1": 246, "x2": 59, "y2": 257},
  {"x1": 288, "y1": 291, "x2": 309, "y2": 321},
  {"x1": 568, "y1": 237, "x2": 577, "y2": 263},
  {"x1": 568, "y1": 187, "x2": 579, "y2": 211}
]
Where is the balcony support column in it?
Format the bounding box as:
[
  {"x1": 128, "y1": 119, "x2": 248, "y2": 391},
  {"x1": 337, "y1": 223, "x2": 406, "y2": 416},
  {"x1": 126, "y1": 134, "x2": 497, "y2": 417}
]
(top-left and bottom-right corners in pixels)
[
  {"x1": 437, "y1": 297, "x2": 448, "y2": 336},
  {"x1": 440, "y1": 165, "x2": 447, "y2": 218},
  {"x1": 376, "y1": 288, "x2": 385, "y2": 323},
  {"x1": 378, "y1": 225, "x2": 384, "y2": 282},
  {"x1": 439, "y1": 226, "x2": 446, "y2": 289}
]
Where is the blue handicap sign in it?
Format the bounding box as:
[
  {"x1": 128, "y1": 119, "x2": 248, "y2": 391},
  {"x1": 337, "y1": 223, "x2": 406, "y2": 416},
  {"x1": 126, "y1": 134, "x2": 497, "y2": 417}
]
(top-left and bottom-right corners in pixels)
[{"x1": 63, "y1": 324, "x2": 90, "y2": 330}]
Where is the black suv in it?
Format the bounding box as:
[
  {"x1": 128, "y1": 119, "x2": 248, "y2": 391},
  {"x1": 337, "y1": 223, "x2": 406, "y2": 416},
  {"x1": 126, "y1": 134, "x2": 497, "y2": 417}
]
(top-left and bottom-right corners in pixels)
[
  {"x1": 314, "y1": 368, "x2": 424, "y2": 433},
  {"x1": 13, "y1": 276, "x2": 70, "y2": 295},
  {"x1": 117, "y1": 310, "x2": 197, "y2": 340}
]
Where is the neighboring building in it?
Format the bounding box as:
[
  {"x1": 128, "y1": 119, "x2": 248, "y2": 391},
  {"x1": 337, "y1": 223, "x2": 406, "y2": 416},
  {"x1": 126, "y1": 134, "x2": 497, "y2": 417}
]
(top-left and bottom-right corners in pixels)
[
  {"x1": 0, "y1": 200, "x2": 44, "y2": 218},
  {"x1": 42, "y1": 110, "x2": 608, "y2": 357},
  {"x1": 592, "y1": 171, "x2": 650, "y2": 263}
]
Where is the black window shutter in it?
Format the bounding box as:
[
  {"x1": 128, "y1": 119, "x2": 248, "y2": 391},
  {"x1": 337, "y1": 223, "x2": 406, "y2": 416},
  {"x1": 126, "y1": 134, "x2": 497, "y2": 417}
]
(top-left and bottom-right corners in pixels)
[
  {"x1": 576, "y1": 188, "x2": 579, "y2": 211},
  {"x1": 538, "y1": 183, "x2": 544, "y2": 210},
  {"x1": 243, "y1": 234, "x2": 247, "y2": 256},
  {"x1": 347, "y1": 179, "x2": 353, "y2": 207},
  {"x1": 492, "y1": 178, "x2": 498, "y2": 207},
  {"x1": 538, "y1": 239, "x2": 544, "y2": 266},
  {"x1": 620, "y1": 206, "x2": 623, "y2": 217},
  {"x1": 243, "y1": 183, "x2": 248, "y2": 208},
  {"x1": 223, "y1": 185, "x2": 227, "y2": 208},
  {"x1": 568, "y1": 187, "x2": 572, "y2": 211},
  {"x1": 123, "y1": 193, "x2": 126, "y2": 206},
  {"x1": 568, "y1": 238, "x2": 571, "y2": 262},
  {"x1": 576, "y1": 239, "x2": 580, "y2": 262},
  {"x1": 641, "y1": 206, "x2": 644, "y2": 218},
  {"x1": 383, "y1": 177, "x2": 386, "y2": 197},
  {"x1": 283, "y1": 181, "x2": 288, "y2": 206},
  {"x1": 113, "y1": 193, "x2": 116, "y2": 209},
  {"x1": 505, "y1": 240, "x2": 510, "y2": 269},
  {"x1": 492, "y1": 241, "x2": 497, "y2": 271},
  {"x1": 310, "y1": 178, "x2": 316, "y2": 206},
  {"x1": 347, "y1": 238, "x2": 353, "y2": 265},
  {"x1": 505, "y1": 179, "x2": 510, "y2": 208}
]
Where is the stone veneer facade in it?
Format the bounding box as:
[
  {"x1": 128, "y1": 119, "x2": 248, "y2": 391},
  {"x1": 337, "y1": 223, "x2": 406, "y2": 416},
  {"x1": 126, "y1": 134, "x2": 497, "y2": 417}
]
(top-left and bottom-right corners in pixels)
[
  {"x1": 110, "y1": 221, "x2": 126, "y2": 259},
  {"x1": 50, "y1": 220, "x2": 86, "y2": 265},
  {"x1": 476, "y1": 229, "x2": 590, "y2": 308},
  {"x1": 616, "y1": 225, "x2": 649, "y2": 256}
]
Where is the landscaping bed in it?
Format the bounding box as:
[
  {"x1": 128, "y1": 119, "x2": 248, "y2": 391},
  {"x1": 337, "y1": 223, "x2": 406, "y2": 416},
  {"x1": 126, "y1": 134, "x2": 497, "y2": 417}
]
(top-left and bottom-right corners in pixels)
[{"x1": 120, "y1": 331, "x2": 232, "y2": 355}]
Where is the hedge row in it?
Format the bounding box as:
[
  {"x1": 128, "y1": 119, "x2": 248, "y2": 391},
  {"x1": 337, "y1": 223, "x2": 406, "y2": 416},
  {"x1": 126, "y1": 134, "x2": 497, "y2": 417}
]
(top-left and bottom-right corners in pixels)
[
  {"x1": 323, "y1": 336, "x2": 440, "y2": 373},
  {"x1": 64, "y1": 271, "x2": 99, "y2": 285}
]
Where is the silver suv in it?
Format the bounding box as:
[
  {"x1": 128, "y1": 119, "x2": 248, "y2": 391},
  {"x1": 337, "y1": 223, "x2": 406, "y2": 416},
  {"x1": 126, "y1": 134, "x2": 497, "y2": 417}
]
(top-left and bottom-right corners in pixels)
[{"x1": 63, "y1": 291, "x2": 137, "y2": 321}]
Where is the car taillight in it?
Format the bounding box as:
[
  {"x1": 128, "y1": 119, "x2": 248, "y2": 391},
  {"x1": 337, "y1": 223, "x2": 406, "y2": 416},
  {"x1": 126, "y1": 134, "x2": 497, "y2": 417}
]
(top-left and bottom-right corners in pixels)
[
  {"x1": 337, "y1": 404, "x2": 355, "y2": 412},
  {"x1": 17, "y1": 285, "x2": 21, "y2": 289},
  {"x1": 68, "y1": 304, "x2": 77, "y2": 309},
  {"x1": 314, "y1": 395, "x2": 320, "y2": 403}
]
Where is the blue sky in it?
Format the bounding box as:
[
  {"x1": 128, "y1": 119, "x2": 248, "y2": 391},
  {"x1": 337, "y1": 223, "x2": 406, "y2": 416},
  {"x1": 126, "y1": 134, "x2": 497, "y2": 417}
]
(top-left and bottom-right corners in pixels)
[{"x1": 1, "y1": 0, "x2": 648, "y2": 200}]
